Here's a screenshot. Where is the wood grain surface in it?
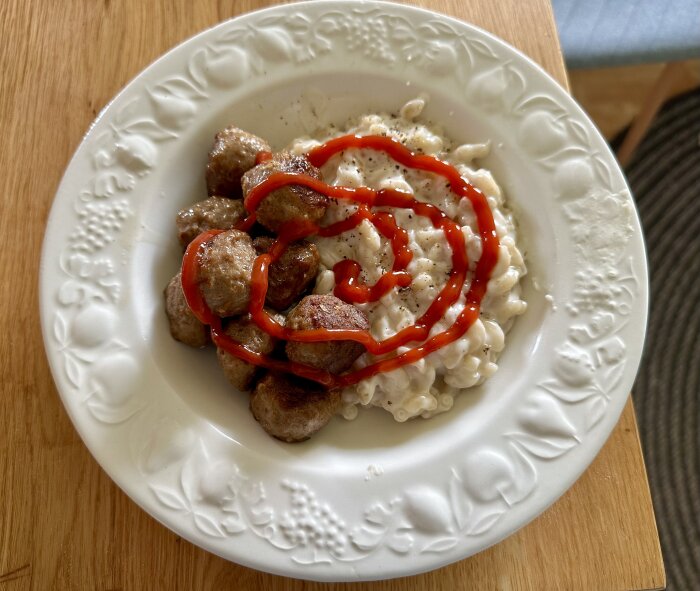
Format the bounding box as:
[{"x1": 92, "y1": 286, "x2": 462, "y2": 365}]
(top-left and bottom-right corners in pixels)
[{"x1": 0, "y1": 0, "x2": 665, "y2": 589}]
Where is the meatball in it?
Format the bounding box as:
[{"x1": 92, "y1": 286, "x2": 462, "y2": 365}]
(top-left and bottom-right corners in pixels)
[
  {"x1": 164, "y1": 272, "x2": 208, "y2": 348},
  {"x1": 216, "y1": 314, "x2": 278, "y2": 391},
  {"x1": 176, "y1": 196, "x2": 245, "y2": 247},
  {"x1": 206, "y1": 126, "x2": 270, "y2": 198},
  {"x1": 241, "y1": 152, "x2": 328, "y2": 232},
  {"x1": 250, "y1": 373, "x2": 341, "y2": 442},
  {"x1": 285, "y1": 295, "x2": 369, "y2": 374},
  {"x1": 253, "y1": 237, "x2": 320, "y2": 311},
  {"x1": 198, "y1": 229, "x2": 256, "y2": 317}
]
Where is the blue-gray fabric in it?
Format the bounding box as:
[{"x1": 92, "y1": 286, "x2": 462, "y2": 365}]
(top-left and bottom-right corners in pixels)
[{"x1": 551, "y1": 0, "x2": 700, "y2": 67}]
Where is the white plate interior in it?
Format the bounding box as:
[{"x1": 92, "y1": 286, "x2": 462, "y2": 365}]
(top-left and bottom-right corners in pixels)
[{"x1": 133, "y1": 71, "x2": 557, "y2": 470}]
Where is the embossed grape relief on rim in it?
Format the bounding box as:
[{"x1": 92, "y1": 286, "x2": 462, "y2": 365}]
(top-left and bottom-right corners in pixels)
[{"x1": 142, "y1": 435, "x2": 539, "y2": 562}]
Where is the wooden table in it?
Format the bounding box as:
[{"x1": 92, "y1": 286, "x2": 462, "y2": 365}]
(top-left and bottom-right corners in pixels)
[{"x1": 0, "y1": 1, "x2": 665, "y2": 589}]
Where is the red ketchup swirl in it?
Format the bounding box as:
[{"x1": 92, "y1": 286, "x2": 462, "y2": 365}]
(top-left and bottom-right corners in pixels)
[{"x1": 181, "y1": 135, "x2": 499, "y2": 389}]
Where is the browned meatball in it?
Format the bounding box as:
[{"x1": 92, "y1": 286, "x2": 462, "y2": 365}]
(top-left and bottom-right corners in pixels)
[
  {"x1": 285, "y1": 295, "x2": 369, "y2": 374},
  {"x1": 216, "y1": 314, "x2": 278, "y2": 391},
  {"x1": 164, "y1": 272, "x2": 208, "y2": 348},
  {"x1": 241, "y1": 152, "x2": 328, "y2": 232},
  {"x1": 176, "y1": 196, "x2": 245, "y2": 247},
  {"x1": 206, "y1": 127, "x2": 270, "y2": 198},
  {"x1": 253, "y1": 237, "x2": 320, "y2": 311},
  {"x1": 250, "y1": 373, "x2": 341, "y2": 442},
  {"x1": 198, "y1": 229, "x2": 256, "y2": 317}
]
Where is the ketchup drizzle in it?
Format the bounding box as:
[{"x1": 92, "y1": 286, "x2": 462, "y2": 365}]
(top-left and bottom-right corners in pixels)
[{"x1": 181, "y1": 135, "x2": 499, "y2": 389}]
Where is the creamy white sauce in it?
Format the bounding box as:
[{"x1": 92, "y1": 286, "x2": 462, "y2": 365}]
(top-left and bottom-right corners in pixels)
[{"x1": 289, "y1": 98, "x2": 527, "y2": 422}]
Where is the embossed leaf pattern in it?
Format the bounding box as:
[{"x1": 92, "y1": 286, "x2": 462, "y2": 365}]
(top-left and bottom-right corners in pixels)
[
  {"x1": 393, "y1": 21, "x2": 464, "y2": 74},
  {"x1": 602, "y1": 359, "x2": 626, "y2": 392},
  {"x1": 507, "y1": 432, "x2": 578, "y2": 459},
  {"x1": 86, "y1": 397, "x2": 142, "y2": 424},
  {"x1": 193, "y1": 512, "x2": 226, "y2": 538},
  {"x1": 186, "y1": 49, "x2": 209, "y2": 88},
  {"x1": 114, "y1": 98, "x2": 141, "y2": 128},
  {"x1": 53, "y1": 314, "x2": 68, "y2": 347},
  {"x1": 469, "y1": 38, "x2": 499, "y2": 60},
  {"x1": 567, "y1": 118, "x2": 589, "y2": 145},
  {"x1": 592, "y1": 154, "x2": 614, "y2": 190},
  {"x1": 448, "y1": 469, "x2": 471, "y2": 530},
  {"x1": 64, "y1": 353, "x2": 81, "y2": 388},
  {"x1": 539, "y1": 378, "x2": 601, "y2": 403},
  {"x1": 584, "y1": 396, "x2": 607, "y2": 432},
  {"x1": 154, "y1": 78, "x2": 206, "y2": 100},
  {"x1": 151, "y1": 485, "x2": 190, "y2": 512},
  {"x1": 179, "y1": 441, "x2": 205, "y2": 504},
  {"x1": 514, "y1": 93, "x2": 568, "y2": 117},
  {"x1": 466, "y1": 510, "x2": 505, "y2": 536},
  {"x1": 503, "y1": 443, "x2": 538, "y2": 506},
  {"x1": 420, "y1": 537, "x2": 459, "y2": 554},
  {"x1": 121, "y1": 119, "x2": 177, "y2": 142},
  {"x1": 217, "y1": 27, "x2": 249, "y2": 45},
  {"x1": 417, "y1": 20, "x2": 457, "y2": 38},
  {"x1": 538, "y1": 147, "x2": 592, "y2": 173}
]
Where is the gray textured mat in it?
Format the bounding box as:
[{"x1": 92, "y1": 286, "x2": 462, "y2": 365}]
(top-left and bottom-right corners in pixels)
[{"x1": 623, "y1": 86, "x2": 700, "y2": 590}]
